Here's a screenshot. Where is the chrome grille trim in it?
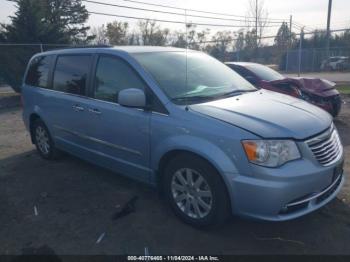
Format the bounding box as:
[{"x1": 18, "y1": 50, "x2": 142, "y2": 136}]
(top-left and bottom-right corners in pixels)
[{"x1": 306, "y1": 126, "x2": 343, "y2": 166}]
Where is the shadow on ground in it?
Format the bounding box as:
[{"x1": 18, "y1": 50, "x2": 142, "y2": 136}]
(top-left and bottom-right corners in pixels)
[{"x1": 1, "y1": 149, "x2": 350, "y2": 255}]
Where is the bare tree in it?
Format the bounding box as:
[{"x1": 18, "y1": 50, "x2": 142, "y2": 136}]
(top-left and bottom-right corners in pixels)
[
  {"x1": 90, "y1": 25, "x2": 108, "y2": 45},
  {"x1": 234, "y1": 30, "x2": 245, "y2": 61},
  {"x1": 106, "y1": 21, "x2": 129, "y2": 45},
  {"x1": 137, "y1": 20, "x2": 169, "y2": 46},
  {"x1": 182, "y1": 24, "x2": 210, "y2": 50},
  {"x1": 170, "y1": 30, "x2": 187, "y2": 48},
  {"x1": 246, "y1": 0, "x2": 269, "y2": 47},
  {"x1": 206, "y1": 31, "x2": 234, "y2": 61}
]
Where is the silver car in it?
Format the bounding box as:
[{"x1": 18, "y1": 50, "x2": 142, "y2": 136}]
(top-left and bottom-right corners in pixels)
[{"x1": 22, "y1": 47, "x2": 345, "y2": 227}]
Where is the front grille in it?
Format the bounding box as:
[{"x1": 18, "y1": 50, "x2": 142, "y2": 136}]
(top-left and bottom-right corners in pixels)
[{"x1": 307, "y1": 126, "x2": 343, "y2": 166}]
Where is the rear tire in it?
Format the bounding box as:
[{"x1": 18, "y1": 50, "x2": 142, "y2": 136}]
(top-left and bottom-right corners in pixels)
[
  {"x1": 32, "y1": 119, "x2": 60, "y2": 160},
  {"x1": 163, "y1": 154, "x2": 231, "y2": 227}
]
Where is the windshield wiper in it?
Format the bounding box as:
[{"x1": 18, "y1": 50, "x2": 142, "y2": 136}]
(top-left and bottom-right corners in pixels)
[
  {"x1": 171, "y1": 95, "x2": 213, "y2": 102},
  {"x1": 172, "y1": 89, "x2": 257, "y2": 103}
]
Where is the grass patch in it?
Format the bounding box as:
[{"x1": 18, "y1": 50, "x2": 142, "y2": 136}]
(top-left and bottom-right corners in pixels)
[{"x1": 337, "y1": 85, "x2": 350, "y2": 95}]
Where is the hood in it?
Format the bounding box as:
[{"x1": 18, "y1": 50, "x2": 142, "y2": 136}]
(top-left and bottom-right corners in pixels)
[
  {"x1": 268, "y1": 77, "x2": 339, "y2": 97},
  {"x1": 190, "y1": 90, "x2": 332, "y2": 140}
]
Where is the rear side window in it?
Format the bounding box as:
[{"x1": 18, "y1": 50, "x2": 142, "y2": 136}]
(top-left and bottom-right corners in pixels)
[
  {"x1": 53, "y1": 55, "x2": 91, "y2": 95},
  {"x1": 233, "y1": 66, "x2": 255, "y2": 79},
  {"x1": 94, "y1": 56, "x2": 146, "y2": 103},
  {"x1": 25, "y1": 55, "x2": 54, "y2": 88}
]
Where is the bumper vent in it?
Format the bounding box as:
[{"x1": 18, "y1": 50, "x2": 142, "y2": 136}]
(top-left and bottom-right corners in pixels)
[{"x1": 307, "y1": 126, "x2": 343, "y2": 166}]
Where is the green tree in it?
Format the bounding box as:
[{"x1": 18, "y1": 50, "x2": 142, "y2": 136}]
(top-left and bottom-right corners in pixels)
[
  {"x1": 0, "y1": 0, "x2": 92, "y2": 92},
  {"x1": 2, "y1": 0, "x2": 92, "y2": 43},
  {"x1": 2, "y1": 0, "x2": 51, "y2": 42}
]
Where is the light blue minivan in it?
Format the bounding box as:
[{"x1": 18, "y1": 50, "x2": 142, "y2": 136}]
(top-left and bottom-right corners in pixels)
[{"x1": 21, "y1": 46, "x2": 345, "y2": 226}]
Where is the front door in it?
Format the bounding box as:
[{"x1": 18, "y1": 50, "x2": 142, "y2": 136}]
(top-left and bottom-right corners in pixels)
[{"x1": 85, "y1": 54, "x2": 151, "y2": 183}]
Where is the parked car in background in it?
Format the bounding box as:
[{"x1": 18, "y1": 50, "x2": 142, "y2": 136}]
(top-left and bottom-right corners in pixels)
[
  {"x1": 22, "y1": 47, "x2": 344, "y2": 227},
  {"x1": 321, "y1": 56, "x2": 350, "y2": 71},
  {"x1": 225, "y1": 62, "x2": 342, "y2": 117}
]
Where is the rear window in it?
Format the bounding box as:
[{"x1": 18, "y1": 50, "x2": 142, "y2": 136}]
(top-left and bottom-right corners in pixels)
[
  {"x1": 244, "y1": 64, "x2": 284, "y2": 81},
  {"x1": 25, "y1": 55, "x2": 54, "y2": 88},
  {"x1": 53, "y1": 55, "x2": 92, "y2": 95}
]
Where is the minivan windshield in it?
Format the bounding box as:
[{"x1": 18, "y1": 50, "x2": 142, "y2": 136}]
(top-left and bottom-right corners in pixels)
[
  {"x1": 133, "y1": 52, "x2": 256, "y2": 104},
  {"x1": 244, "y1": 64, "x2": 285, "y2": 82}
]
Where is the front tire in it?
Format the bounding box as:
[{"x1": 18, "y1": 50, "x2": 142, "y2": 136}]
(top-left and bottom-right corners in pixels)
[
  {"x1": 32, "y1": 119, "x2": 60, "y2": 160},
  {"x1": 163, "y1": 154, "x2": 231, "y2": 227}
]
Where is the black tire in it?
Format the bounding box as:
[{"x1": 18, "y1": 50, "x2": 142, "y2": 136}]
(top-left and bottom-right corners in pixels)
[
  {"x1": 163, "y1": 154, "x2": 231, "y2": 227},
  {"x1": 32, "y1": 119, "x2": 60, "y2": 160}
]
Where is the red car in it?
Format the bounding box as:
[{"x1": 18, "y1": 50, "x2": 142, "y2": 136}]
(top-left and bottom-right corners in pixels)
[{"x1": 225, "y1": 62, "x2": 342, "y2": 117}]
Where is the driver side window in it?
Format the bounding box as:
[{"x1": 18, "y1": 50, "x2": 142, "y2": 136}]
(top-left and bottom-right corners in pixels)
[{"x1": 94, "y1": 56, "x2": 146, "y2": 103}]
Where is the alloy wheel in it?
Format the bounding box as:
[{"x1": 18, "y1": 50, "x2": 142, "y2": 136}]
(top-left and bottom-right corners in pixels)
[
  {"x1": 171, "y1": 168, "x2": 213, "y2": 219},
  {"x1": 35, "y1": 126, "x2": 50, "y2": 155}
]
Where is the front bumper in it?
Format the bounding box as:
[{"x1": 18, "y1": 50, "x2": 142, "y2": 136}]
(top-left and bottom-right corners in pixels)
[
  {"x1": 228, "y1": 158, "x2": 345, "y2": 221},
  {"x1": 313, "y1": 95, "x2": 342, "y2": 117}
]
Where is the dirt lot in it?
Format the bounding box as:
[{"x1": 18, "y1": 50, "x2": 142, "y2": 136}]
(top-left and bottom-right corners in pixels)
[{"x1": 0, "y1": 95, "x2": 350, "y2": 255}]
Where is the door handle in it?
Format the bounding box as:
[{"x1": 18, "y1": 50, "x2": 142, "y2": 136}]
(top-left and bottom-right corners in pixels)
[
  {"x1": 88, "y1": 108, "x2": 101, "y2": 115},
  {"x1": 72, "y1": 105, "x2": 84, "y2": 112}
]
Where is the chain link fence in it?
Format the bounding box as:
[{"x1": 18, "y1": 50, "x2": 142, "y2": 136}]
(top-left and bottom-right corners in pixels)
[
  {"x1": 285, "y1": 47, "x2": 350, "y2": 73},
  {"x1": 0, "y1": 41, "x2": 349, "y2": 93}
]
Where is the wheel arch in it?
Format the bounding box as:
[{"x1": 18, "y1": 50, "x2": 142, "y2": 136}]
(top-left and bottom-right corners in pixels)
[
  {"x1": 156, "y1": 146, "x2": 234, "y2": 199},
  {"x1": 29, "y1": 113, "x2": 42, "y2": 143},
  {"x1": 156, "y1": 149, "x2": 233, "y2": 215}
]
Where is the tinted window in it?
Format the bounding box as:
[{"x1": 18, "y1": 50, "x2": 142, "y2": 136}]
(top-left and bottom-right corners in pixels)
[
  {"x1": 53, "y1": 55, "x2": 91, "y2": 95},
  {"x1": 244, "y1": 64, "x2": 284, "y2": 81},
  {"x1": 25, "y1": 55, "x2": 53, "y2": 88},
  {"x1": 233, "y1": 66, "x2": 255, "y2": 78},
  {"x1": 133, "y1": 52, "x2": 255, "y2": 104},
  {"x1": 94, "y1": 56, "x2": 146, "y2": 103}
]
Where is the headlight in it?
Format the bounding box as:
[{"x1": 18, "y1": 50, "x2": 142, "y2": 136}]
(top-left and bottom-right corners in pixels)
[{"x1": 242, "y1": 140, "x2": 301, "y2": 167}]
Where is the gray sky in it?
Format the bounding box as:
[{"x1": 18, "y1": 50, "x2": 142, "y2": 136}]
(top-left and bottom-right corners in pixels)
[{"x1": 1, "y1": 0, "x2": 349, "y2": 37}]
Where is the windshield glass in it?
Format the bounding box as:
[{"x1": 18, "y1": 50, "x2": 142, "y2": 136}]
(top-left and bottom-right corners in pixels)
[
  {"x1": 245, "y1": 64, "x2": 284, "y2": 81},
  {"x1": 133, "y1": 51, "x2": 256, "y2": 104}
]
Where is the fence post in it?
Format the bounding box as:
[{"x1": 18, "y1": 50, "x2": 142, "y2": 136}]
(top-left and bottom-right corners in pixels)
[
  {"x1": 40, "y1": 43, "x2": 43, "y2": 53},
  {"x1": 298, "y1": 30, "x2": 303, "y2": 77},
  {"x1": 312, "y1": 49, "x2": 315, "y2": 72}
]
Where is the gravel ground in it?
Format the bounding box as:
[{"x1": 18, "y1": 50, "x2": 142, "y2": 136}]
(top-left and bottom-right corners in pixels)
[{"x1": 0, "y1": 95, "x2": 349, "y2": 255}]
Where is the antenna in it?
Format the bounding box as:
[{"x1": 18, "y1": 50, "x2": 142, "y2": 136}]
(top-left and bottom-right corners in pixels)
[{"x1": 185, "y1": 8, "x2": 189, "y2": 110}]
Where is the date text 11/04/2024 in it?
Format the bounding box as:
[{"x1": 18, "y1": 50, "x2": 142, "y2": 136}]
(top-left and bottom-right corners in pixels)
[{"x1": 127, "y1": 256, "x2": 220, "y2": 261}]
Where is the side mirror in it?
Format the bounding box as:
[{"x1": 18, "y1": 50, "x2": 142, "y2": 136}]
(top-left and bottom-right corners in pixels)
[{"x1": 118, "y1": 88, "x2": 146, "y2": 108}]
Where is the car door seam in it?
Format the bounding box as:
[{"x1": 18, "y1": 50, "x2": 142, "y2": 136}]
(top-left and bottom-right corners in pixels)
[{"x1": 53, "y1": 125, "x2": 142, "y2": 156}]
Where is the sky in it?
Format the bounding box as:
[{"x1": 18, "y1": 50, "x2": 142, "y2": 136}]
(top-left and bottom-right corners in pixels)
[{"x1": 1, "y1": 0, "x2": 349, "y2": 39}]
